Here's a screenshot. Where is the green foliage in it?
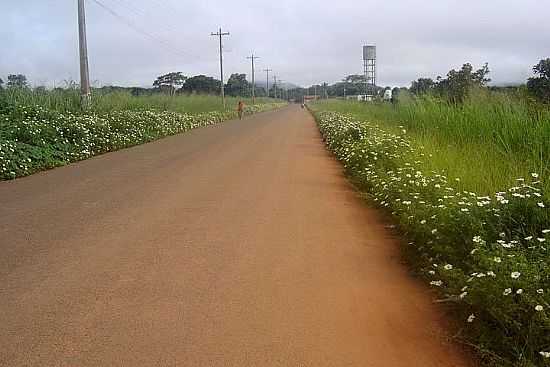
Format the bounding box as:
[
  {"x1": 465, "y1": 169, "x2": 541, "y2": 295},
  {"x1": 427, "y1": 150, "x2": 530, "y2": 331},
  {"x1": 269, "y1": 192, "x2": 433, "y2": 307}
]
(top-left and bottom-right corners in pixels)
[
  {"x1": 153, "y1": 72, "x2": 187, "y2": 95},
  {"x1": 312, "y1": 96, "x2": 550, "y2": 198},
  {"x1": 311, "y1": 108, "x2": 550, "y2": 366},
  {"x1": 391, "y1": 87, "x2": 400, "y2": 104},
  {"x1": 527, "y1": 59, "x2": 550, "y2": 103},
  {"x1": 225, "y1": 73, "x2": 250, "y2": 97},
  {"x1": 180, "y1": 75, "x2": 220, "y2": 94},
  {"x1": 6, "y1": 74, "x2": 28, "y2": 89},
  {"x1": 0, "y1": 87, "x2": 280, "y2": 114},
  {"x1": 436, "y1": 63, "x2": 491, "y2": 103},
  {"x1": 410, "y1": 78, "x2": 436, "y2": 95}
]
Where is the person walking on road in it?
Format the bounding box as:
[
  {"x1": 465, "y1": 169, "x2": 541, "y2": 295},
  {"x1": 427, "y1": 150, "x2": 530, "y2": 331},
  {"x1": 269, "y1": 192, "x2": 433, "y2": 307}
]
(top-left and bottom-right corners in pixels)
[{"x1": 237, "y1": 100, "x2": 245, "y2": 120}]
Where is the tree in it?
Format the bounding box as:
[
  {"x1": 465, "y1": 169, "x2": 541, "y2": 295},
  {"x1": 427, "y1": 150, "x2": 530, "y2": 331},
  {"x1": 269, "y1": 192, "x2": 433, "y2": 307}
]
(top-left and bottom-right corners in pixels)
[
  {"x1": 527, "y1": 58, "x2": 550, "y2": 103},
  {"x1": 410, "y1": 78, "x2": 435, "y2": 95},
  {"x1": 7, "y1": 74, "x2": 28, "y2": 89},
  {"x1": 0, "y1": 77, "x2": 3, "y2": 90},
  {"x1": 435, "y1": 63, "x2": 491, "y2": 103},
  {"x1": 181, "y1": 75, "x2": 220, "y2": 94},
  {"x1": 225, "y1": 73, "x2": 250, "y2": 97},
  {"x1": 153, "y1": 72, "x2": 187, "y2": 96},
  {"x1": 391, "y1": 87, "x2": 400, "y2": 104},
  {"x1": 341, "y1": 75, "x2": 367, "y2": 96}
]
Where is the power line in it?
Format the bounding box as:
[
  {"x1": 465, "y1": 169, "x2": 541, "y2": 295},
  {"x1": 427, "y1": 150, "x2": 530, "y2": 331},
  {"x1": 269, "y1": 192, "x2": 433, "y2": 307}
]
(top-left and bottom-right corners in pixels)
[
  {"x1": 105, "y1": 0, "x2": 183, "y2": 36},
  {"x1": 89, "y1": 0, "x2": 200, "y2": 61}
]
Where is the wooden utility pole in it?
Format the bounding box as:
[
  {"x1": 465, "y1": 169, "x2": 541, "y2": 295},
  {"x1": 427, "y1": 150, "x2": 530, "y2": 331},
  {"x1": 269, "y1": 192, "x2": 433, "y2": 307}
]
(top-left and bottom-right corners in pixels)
[
  {"x1": 279, "y1": 79, "x2": 287, "y2": 100},
  {"x1": 246, "y1": 53, "x2": 260, "y2": 104},
  {"x1": 211, "y1": 28, "x2": 230, "y2": 108},
  {"x1": 273, "y1": 76, "x2": 278, "y2": 99},
  {"x1": 263, "y1": 68, "x2": 272, "y2": 98},
  {"x1": 78, "y1": 0, "x2": 91, "y2": 108}
]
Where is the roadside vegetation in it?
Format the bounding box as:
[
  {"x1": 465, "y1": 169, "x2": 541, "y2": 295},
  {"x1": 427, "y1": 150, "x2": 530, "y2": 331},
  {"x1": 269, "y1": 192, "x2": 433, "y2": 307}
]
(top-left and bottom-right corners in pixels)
[
  {"x1": 0, "y1": 73, "x2": 285, "y2": 180},
  {"x1": 310, "y1": 59, "x2": 550, "y2": 366}
]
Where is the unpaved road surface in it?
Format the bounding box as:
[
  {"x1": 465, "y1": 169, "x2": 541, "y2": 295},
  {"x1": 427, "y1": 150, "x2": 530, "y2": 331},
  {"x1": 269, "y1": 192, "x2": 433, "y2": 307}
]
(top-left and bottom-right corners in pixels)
[{"x1": 0, "y1": 106, "x2": 471, "y2": 366}]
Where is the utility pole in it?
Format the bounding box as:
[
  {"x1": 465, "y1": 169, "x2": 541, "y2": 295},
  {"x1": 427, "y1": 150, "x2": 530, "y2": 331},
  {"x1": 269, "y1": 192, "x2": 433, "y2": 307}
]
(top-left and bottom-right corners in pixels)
[
  {"x1": 273, "y1": 76, "x2": 278, "y2": 99},
  {"x1": 246, "y1": 53, "x2": 260, "y2": 104},
  {"x1": 211, "y1": 27, "x2": 230, "y2": 108},
  {"x1": 278, "y1": 79, "x2": 285, "y2": 100},
  {"x1": 263, "y1": 68, "x2": 272, "y2": 98},
  {"x1": 314, "y1": 85, "x2": 317, "y2": 100},
  {"x1": 78, "y1": 0, "x2": 91, "y2": 108}
]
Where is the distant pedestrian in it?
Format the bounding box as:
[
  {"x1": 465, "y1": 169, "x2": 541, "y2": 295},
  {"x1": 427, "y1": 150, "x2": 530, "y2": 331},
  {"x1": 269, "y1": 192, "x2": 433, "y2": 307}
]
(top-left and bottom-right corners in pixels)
[{"x1": 237, "y1": 100, "x2": 245, "y2": 120}]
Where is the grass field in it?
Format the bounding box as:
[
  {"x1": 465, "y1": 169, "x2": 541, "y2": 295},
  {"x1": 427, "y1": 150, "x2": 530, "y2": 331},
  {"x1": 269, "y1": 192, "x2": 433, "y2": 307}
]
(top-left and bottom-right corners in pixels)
[
  {"x1": 309, "y1": 96, "x2": 550, "y2": 367},
  {"x1": 0, "y1": 89, "x2": 285, "y2": 180},
  {"x1": 312, "y1": 92, "x2": 550, "y2": 198},
  {"x1": 1, "y1": 88, "x2": 278, "y2": 114}
]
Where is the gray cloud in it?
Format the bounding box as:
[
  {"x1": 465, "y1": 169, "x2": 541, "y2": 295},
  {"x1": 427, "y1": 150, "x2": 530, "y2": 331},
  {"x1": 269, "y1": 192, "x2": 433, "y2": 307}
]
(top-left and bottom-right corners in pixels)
[{"x1": 1, "y1": 0, "x2": 549, "y2": 88}]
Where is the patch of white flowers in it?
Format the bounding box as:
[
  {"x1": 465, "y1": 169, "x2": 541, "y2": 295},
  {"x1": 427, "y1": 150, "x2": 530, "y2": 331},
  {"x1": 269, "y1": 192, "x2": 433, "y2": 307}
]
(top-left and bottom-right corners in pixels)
[
  {"x1": 1, "y1": 102, "x2": 286, "y2": 180},
  {"x1": 315, "y1": 110, "x2": 550, "y2": 363}
]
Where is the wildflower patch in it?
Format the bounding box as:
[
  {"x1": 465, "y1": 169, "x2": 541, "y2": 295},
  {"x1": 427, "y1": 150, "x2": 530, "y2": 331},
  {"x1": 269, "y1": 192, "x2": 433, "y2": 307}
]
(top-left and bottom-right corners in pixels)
[
  {"x1": 314, "y1": 110, "x2": 550, "y2": 366},
  {"x1": 0, "y1": 102, "x2": 285, "y2": 180}
]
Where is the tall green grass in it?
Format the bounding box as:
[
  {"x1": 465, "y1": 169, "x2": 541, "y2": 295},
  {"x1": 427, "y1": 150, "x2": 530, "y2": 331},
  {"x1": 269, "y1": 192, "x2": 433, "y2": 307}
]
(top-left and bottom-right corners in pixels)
[
  {"x1": 313, "y1": 92, "x2": 550, "y2": 197},
  {"x1": 0, "y1": 88, "x2": 281, "y2": 115}
]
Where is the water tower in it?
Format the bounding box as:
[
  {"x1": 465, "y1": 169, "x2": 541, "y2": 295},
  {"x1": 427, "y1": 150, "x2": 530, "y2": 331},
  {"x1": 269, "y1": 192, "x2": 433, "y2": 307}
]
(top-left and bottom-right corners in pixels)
[{"x1": 363, "y1": 45, "x2": 376, "y2": 99}]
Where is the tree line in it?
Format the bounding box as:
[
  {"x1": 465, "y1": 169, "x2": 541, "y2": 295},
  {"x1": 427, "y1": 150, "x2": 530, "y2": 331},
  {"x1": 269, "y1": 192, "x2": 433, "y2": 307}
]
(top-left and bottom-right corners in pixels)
[
  {"x1": 408, "y1": 58, "x2": 550, "y2": 104},
  {"x1": 3, "y1": 58, "x2": 549, "y2": 104},
  {"x1": 287, "y1": 58, "x2": 550, "y2": 105},
  {"x1": 151, "y1": 72, "x2": 285, "y2": 98}
]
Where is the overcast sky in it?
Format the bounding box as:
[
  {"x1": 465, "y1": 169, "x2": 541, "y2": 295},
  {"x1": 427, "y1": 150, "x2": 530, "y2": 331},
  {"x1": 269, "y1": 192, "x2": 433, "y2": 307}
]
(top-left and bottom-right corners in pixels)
[{"x1": 1, "y1": 0, "x2": 549, "y2": 88}]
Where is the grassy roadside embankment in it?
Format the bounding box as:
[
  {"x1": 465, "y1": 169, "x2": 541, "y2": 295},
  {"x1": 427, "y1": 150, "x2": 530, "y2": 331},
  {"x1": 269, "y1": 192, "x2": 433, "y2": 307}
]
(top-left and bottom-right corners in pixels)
[
  {"x1": 309, "y1": 97, "x2": 550, "y2": 366},
  {"x1": 0, "y1": 90, "x2": 286, "y2": 180}
]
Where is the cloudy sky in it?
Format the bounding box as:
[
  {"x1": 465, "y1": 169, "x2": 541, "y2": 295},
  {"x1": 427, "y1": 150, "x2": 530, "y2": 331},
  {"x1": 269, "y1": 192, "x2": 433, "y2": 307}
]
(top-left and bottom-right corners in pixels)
[{"x1": 1, "y1": 0, "x2": 549, "y2": 88}]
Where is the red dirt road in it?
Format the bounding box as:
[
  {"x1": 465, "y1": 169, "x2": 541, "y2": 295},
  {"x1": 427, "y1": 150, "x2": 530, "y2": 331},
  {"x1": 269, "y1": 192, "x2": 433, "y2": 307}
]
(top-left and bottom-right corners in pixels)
[{"x1": 0, "y1": 106, "x2": 471, "y2": 366}]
